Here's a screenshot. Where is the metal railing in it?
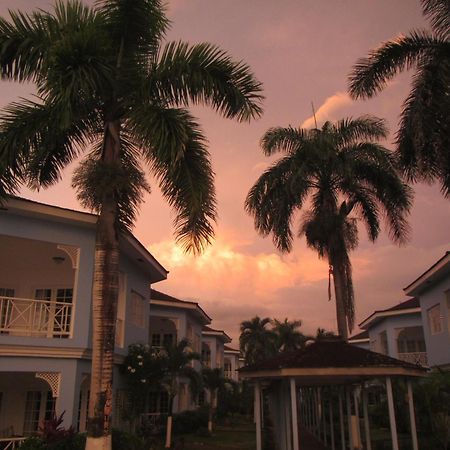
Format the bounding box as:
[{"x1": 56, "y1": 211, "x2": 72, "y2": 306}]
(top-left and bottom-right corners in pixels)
[
  {"x1": 0, "y1": 437, "x2": 26, "y2": 449},
  {"x1": 0, "y1": 296, "x2": 72, "y2": 338},
  {"x1": 398, "y1": 351, "x2": 428, "y2": 366}
]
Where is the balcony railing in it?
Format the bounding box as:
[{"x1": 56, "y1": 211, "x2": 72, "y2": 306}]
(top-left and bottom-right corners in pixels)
[
  {"x1": 0, "y1": 296, "x2": 72, "y2": 338},
  {"x1": 0, "y1": 437, "x2": 26, "y2": 449},
  {"x1": 398, "y1": 351, "x2": 428, "y2": 367}
]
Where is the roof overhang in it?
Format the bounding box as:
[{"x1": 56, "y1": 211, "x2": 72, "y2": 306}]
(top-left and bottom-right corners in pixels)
[
  {"x1": 150, "y1": 299, "x2": 211, "y2": 325},
  {"x1": 240, "y1": 366, "x2": 426, "y2": 385},
  {"x1": 359, "y1": 307, "x2": 421, "y2": 330},
  {"x1": 202, "y1": 330, "x2": 232, "y2": 344},
  {"x1": 404, "y1": 252, "x2": 450, "y2": 296},
  {"x1": 348, "y1": 338, "x2": 370, "y2": 344}
]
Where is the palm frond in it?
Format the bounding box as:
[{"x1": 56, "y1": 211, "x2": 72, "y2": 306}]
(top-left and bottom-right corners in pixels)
[
  {"x1": 395, "y1": 54, "x2": 450, "y2": 196},
  {"x1": 0, "y1": 98, "x2": 98, "y2": 198},
  {"x1": 333, "y1": 116, "x2": 388, "y2": 146},
  {"x1": 260, "y1": 127, "x2": 309, "y2": 156},
  {"x1": 132, "y1": 107, "x2": 216, "y2": 254},
  {"x1": 421, "y1": 0, "x2": 450, "y2": 37},
  {"x1": 348, "y1": 30, "x2": 444, "y2": 99},
  {"x1": 95, "y1": 0, "x2": 169, "y2": 66},
  {"x1": 245, "y1": 155, "x2": 311, "y2": 252},
  {"x1": 0, "y1": 8, "x2": 51, "y2": 82},
  {"x1": 151, "y1": 41, "x2": 263, "y2": 121}
]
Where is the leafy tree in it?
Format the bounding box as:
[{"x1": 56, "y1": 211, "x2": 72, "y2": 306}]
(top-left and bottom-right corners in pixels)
[
  {"x1": 349, "y1": 0, "x2": 450, "y2": 197},
  {"x1": 315, "y1": 328, "x2": 336, "y2": 340},
  {"x1": 272, "y1": 318, "x2": 308, "y2": 352},
  {"x1": 201, "y1": 367, "x2": 229, "y2": 432},
  {"x1": 159, "y1": 338, "x2": 201, "y2": 448},
  {"x1": 245, "y1": 117, "x2": 412, "y2": 339},
  {"x1": 121, "y1": 344, "x2": 165, "y2": 430},
  {"x1": 239, "y1": 316, "x2": 277, "y2": 364},
  {"x1": 0, "y1": 1, "x2": 262, "y2": 447}
]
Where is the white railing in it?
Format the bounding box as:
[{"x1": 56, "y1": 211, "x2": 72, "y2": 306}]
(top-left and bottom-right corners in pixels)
[
  {"x1": 398, "y1": 351, "x2": 428, "y2": 367},
  {"x1": 0, "y1": 437, "x2": 26, "y2": 449},
  {"x1": 0, "y1": 296, "x2": 72, "y2": 338}
]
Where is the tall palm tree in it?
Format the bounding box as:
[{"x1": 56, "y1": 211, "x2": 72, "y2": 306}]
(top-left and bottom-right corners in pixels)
[
  {"x1": 201, "y1": 367, "x2": 228, "y2": 433},
  {"x1": 349, "y1": 0, "x2": 450, "y2": 197},
  {"x1": 0, "y1": 1, "x2": 262, "y2": 448},
  {"x1": 239, "y1": 316, "x2": 277, "y2": 364},
  {"x1": 272, "y1": 318, "x2": 308, "y2": 352},
  {"x1": 246, "y1": 116, "x2": 412, "y2": 340},
  {"x1": 160, "y1": 338, "x2": 201, "y2": 448}
]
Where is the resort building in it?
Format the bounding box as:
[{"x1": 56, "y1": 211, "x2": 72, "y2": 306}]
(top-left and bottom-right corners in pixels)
[
  {"x1": 201, "y1": 326, "x2": 231, "y2": 370},
  {"x1": 0, "y1": 197, "x2": 167, "y2": 438},
  {"x1": 223, "y1": 345, "x2": 241, "y2": 382}
]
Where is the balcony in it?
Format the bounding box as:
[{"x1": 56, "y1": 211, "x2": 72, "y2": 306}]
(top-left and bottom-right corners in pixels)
[
  {"x1": 397, "y1": 351, "x2": 428, "y2": 367},
  {"x1": 0, "y1": 296, "x2": 72, "y2": 338}
]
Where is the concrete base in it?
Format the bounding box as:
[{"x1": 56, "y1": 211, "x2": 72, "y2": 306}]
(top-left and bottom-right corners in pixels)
[{"x1": 85, "y1": 435, "x2": 112, "y2": 450}]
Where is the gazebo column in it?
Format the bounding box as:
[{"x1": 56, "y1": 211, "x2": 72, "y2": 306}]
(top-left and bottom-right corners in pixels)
[
  {"x1": 345, "y1": 387, "x2": 354, "y2": 450},
  {"x1": 407, "y1": 379, "x2": 419, "y2": 450},
  {"x1": 339, "y1": 389, "x2": 346, "y2": 450},
  {"x1": 362, "y1": 385, "x2": 372, "y2": 450},
  {"x1": 386, "y1": 377, "x2": 399, "y2": 450},
  {"x1": 290, "y1": 378, "x2": 299, "y2": 450},
  {"x1": 329, "y1": 393, "x2": 336, "y2": 450},
  {"x1": 284, "y1": 382, "x2": 292, "y2": 450},
  {"x1": 322, "y1": 390, "x2": 328, "y2": 447},
  {"x1": 353, "y1": 387, "x2": 362, "y2": 449},
  {"x1": 254, "y1": 381, "x2": 262, "y2": 450}
]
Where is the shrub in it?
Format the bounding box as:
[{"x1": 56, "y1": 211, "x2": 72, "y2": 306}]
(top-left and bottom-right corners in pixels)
[
  {"x1": 172, "y1": 408, "x2": 208, "y2": 435},
  {"x1": 112, "y1": 429, "x2": 145, "y2": 450}
]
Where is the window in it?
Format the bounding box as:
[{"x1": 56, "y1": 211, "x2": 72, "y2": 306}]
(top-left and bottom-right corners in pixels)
[
  {"x1": 163, "y1": 333, "x2": 173, "y2": 347},
  {"x1": 151, "y1": 333, "x2": 161, "y2": 347},
  {"x1": 379, "y1": 331, "x2": 388, "y2": 355},
  {"x1": 23, "y1": 391, "x2": 42, "y2": 435},
  {"x1": 130, "y1": 291, "x2": 145, "y2": 328},
  {"x1": 428, "y1": 304, "x2": 443, "y2": 335}
]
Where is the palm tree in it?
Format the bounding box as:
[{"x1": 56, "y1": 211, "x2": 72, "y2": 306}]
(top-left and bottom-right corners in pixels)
[
  {"x1": 246, "y1": 116, "x2": 412, "y2": 340},
  {"x1": 315, "y1": 328, "x2": 336, "y2": 340},
  {"x1": 348, "y1": 0, "x2": 450, "y2": 197},
  {"x1": 160, "y1": 338, "x2": 201, "y2": 448},
  {"x1": 272, "y1": 318, "x2": 308, "y2": 352},
  {"x1": 0, "y1": 1, "x2": 262, "y2": 447},
  {"x1": 239, "y1": 316, "x2": 277, "y2": 364},
  {"x1": 201, "y1": 367, "x2": 228, "y2": 433}
]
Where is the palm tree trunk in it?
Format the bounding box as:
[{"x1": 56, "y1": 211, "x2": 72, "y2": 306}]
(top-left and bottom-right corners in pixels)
[
  {"x1": 86, "y1": 120, "x2": 121, "y2": 450},
  {"x1": 165, "y1": 394, "x2": 175, "y2": 448},
  {"x1": 329, "y1": 253, "x2": 348, "y2": 341},
  {"x1": 208, "y1": 391, "x2": 214, "y2": 433}
]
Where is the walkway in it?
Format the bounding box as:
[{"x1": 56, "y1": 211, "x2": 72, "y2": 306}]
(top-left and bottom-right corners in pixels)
[{"x1": 298, "y1": 426, "x2": 327, "y2": 450}]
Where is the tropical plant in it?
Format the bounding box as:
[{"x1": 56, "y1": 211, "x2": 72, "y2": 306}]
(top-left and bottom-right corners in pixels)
[
  {"x1": 272, "y1": 318, "x2": 308, "y2": 352},
  {"x1": 0, "y1": 1, "x2": 262, "y2": 448},
  {"x1": 245, "y1": 116, "x2": 412, "y2": 339},
  {"x1": 201, "y1": 367, "x2": 229, "y2": 432},
  {"x1": 159, "y1": 338, "x2": 201, "y2": 448},
  {"x1": 348, "y1": 0, "x2": 450, "y2": 197},
  {"x1": 315, "y1": 328, "x2": 336, "y2": 340},
  {"x1": 239, "y1": 316, "x2": 277, "y2": 364}
]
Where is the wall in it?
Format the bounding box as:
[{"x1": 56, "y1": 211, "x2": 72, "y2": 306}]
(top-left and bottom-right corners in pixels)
[{"x1": 419, "y1": 276, "x2": 450, "y2": 368}]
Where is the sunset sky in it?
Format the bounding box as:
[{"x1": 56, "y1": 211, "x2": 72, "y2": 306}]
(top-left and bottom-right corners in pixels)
[{"x1": 1, "y1": 0, "x2": 449, "y2": 344}]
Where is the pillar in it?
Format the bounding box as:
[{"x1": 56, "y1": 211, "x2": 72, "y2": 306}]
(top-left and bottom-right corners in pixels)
[
  {"x1": 407, "y1": 379, "x2": 418, "y2": 450},
  {"x1": 362, "y1": 385, "x2": 372, "y2": 450},
  {"x1": 386, "y1": 377, "x2": 399, "y2": 450},
  {"x1": 290, "y1": 378, "x2": 299, "y2": 450},
  {"x1": 255, "y1": 382, "x2": 262, "y2": 450}
]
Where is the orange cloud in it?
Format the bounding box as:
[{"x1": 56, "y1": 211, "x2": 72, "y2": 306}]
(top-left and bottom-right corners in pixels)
[{"x1": 301, "y1": 92, "x2": 353, "y2": 129}]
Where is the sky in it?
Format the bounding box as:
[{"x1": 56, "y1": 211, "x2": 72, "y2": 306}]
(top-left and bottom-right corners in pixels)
[{"x1": 0, "y1": 0, "x2": 449, "y2": 345}]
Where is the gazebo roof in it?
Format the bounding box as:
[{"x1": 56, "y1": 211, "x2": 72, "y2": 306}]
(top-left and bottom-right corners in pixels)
[{"x1": 239, "y1": 338, "x2": 426, "y2": 385}]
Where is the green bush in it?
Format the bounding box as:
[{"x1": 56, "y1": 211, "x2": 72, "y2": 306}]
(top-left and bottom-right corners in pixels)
[
  {"x1": 112, "y1": 429, "x2": 145, "y2": 450},
  {"x1": 19, "y1": 437, "x2": 46, "y2": 450},
  {"x1": 172, "y1": 408, "x2": 208, "y2": 435},
  {"x1": 19, "y1": 434, "x2": 86, "y2": 450}
]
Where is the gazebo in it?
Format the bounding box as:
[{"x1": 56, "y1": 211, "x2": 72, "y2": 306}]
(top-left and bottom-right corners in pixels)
[{"x1": 239, "y1": 337, "x2": 427, "y2": 450}]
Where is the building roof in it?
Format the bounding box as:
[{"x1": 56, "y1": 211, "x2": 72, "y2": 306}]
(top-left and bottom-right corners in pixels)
[
  {"x1": 359, "y1": 297, "x2": 420, "y2": 329},
  {"x1": 224, "y1": 345, "x2": 240, "y2": 354},
  {"x1": 150, "y1": 289, "x2": 211, "y2": 324},
  {"x1": 348, "y1": 330, "x2": 369, "y2": 343},
  {"x1": 2, "y1": 196, "x2": 167, "y2": 282},
  {"x1": 202, "y1": 325, "x2": 232, "y2": 343},
  {"x1": 404, "y1": 251, "x2": 450, "y2": 296},
  {"x1": 239, "y1": 338, "x2": 426, "y2": 384}
]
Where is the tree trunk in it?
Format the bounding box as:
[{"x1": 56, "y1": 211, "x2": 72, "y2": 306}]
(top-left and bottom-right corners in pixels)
[
  {"x1": 165, "y1": 394, "x2": 175, "y2": 448},
  {"x1": 329, "y1": 253, "x2": 348, "y2": 341},
  {"x1": 208, "y1": 391, "x2": 214, "y2": 433},
  {"x1": 86, "y1": 120, "x2": 121, "y2": 450}
]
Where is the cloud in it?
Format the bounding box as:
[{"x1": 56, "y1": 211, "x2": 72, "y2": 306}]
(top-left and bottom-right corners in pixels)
[{"x1": 301, "y1": 92, "x2": 353, "y2": 129}]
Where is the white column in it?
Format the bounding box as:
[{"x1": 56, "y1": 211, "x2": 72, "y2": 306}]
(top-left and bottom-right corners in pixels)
[
  {"x1": 339, "y1": 390, "x2": 346, "y2": 450},
  {"x1": 362, "y1": 385, "x2": 372, "y2": 450},
  {"x1": 386, "y1": 377, "x2": 399, "y2": 450},
  {"x1": 329, "y1": 396, "x2": 336, "y2": 450},
  {"x1": 290, "y1": 378, "x2": 299, "y2": 450},
  {"x1": 284, "y1": 382, "x2": 292, "y2": 450},
  {"x1": 353, "y1": 388, "x2": 362, "y2": 449},
  {"x1": 346, "y1": 387, "x2": 354, "y2": 450},
  {"x1": 407, "y1": 379, "x2": 418, "y2": 450},
  {"x1": 322, "y1": 390, "x2": 327, "y2": 446},
  {"x1": 255, "y1": 382, "x2": 262, "y2": 450}
]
